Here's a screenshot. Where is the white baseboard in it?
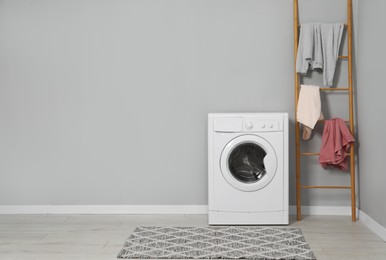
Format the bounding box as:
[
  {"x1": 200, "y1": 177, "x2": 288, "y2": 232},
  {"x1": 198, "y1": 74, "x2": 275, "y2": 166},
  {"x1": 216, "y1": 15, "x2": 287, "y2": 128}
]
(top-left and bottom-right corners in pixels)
[
  {"x1": 359, "y1": 209, "x2": 386, "y2": 242},
  {"x1": 0, "y1": 205, "x2": 208, "y2": 214},
  {"x1": 289, "y1": 205, "x2": 356, "y2": 216},
  {"x1": 0, "y1": 204, "x2": 354, "y2": 215}
]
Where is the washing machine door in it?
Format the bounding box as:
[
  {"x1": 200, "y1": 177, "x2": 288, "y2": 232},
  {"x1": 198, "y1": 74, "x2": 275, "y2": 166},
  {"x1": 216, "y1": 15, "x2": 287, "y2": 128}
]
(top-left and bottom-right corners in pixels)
[{"x1": 220, "y1": 134, "x2": 278, "y2": 192}]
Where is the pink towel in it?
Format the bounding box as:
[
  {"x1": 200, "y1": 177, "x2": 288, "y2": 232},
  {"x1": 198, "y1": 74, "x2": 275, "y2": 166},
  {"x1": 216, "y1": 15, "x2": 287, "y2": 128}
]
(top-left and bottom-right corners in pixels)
[{"x1": 319, "y1": 118, "x2": 354, "y2": 171}]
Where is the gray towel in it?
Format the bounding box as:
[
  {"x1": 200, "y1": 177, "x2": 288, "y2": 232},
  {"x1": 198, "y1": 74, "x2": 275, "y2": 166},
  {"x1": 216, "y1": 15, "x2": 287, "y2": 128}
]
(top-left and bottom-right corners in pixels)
[{"x1": 296, "y1": 23, "x2": 344, "y2": 86}]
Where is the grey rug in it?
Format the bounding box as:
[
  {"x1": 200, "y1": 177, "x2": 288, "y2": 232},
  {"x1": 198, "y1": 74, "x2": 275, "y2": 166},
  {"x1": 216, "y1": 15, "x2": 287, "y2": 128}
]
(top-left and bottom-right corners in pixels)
[{"x1": 117, "y1": 226, "x2": 316, "y2": 259}]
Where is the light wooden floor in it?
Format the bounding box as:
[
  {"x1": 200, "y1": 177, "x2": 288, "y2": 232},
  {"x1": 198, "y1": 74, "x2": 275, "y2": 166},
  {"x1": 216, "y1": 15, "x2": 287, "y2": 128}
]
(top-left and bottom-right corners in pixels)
[{"x1": 0, "y1": 214, "x2": 385, "y2": 260}]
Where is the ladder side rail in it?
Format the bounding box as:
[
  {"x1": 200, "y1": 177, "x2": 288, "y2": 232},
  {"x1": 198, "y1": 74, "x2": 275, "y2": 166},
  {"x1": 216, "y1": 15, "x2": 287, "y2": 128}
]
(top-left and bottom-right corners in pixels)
[
  {"x1": 347, "y1": 0, "x2": 356, "y2": 221},
  {"x1": 293, "y1": 0, "x2": 302, "y2": 221}
]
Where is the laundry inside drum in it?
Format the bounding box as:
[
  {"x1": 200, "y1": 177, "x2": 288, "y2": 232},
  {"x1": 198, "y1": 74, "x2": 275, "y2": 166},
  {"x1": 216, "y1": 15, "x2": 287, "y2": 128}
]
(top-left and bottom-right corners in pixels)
[{"x1": 228, "y1": 143, "x2": 267, "y2": 183}]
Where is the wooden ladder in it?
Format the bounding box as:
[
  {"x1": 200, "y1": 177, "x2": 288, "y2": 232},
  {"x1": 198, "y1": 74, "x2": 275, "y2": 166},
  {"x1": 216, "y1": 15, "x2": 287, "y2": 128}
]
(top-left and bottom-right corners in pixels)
[{"x1": 293, "y1": 0, "x2": 356, "y2": 222}]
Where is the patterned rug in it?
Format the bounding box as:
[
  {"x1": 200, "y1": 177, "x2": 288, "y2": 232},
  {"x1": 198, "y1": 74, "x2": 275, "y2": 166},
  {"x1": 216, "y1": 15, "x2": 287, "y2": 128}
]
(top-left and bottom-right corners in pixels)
[{"x1": 117, "y1": 226, "x2": 316, "y2": 259}]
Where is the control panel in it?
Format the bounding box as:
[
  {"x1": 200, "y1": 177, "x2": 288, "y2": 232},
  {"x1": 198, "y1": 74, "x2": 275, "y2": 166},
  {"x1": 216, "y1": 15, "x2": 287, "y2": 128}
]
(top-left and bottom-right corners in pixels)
[{"x1": 243, "y1": 117, "x2": 282, "y2": 132}]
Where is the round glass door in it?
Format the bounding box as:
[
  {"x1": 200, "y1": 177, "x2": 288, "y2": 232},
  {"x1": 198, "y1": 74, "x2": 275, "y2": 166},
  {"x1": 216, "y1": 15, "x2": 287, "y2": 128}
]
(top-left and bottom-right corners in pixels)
[
  {"x1": 228, "y1": 143, "x2": 267, "y2": 183},
  {"x1": 220, "y1": 135, "x2": 277, "y2": 192}
]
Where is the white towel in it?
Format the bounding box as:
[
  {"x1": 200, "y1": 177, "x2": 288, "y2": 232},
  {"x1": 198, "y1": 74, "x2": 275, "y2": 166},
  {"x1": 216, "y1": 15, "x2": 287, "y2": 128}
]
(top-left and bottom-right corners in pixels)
[{"x1": 297, "y1": 85, "x2": 324, "y2": 140}]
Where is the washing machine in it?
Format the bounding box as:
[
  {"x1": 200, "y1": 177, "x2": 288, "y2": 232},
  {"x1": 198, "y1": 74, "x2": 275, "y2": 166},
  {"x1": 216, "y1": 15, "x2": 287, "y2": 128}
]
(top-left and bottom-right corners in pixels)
[{"x1": 208, "y1": 113, "x2": 288, "y2": 225}]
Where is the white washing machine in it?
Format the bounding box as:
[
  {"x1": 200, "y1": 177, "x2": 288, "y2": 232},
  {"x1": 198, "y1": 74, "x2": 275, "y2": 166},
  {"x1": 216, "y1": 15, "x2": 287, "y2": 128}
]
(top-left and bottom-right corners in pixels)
[{"x1": 208, "y1": 113, "x2": 288, "y2": 225}]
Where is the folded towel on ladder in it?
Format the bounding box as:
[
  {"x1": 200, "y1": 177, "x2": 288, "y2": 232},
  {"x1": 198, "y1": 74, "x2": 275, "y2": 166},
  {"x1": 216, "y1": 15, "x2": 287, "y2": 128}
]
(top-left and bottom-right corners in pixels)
[
  {"x1": 319, "y1": 118, "x2": 355, "y2": 171},
  {"x1": 297, "y1": 84, "x2": 324, "y2": 140},
  {"x1": 296, "y1": 23, "x2": 344, "y2": 86}
]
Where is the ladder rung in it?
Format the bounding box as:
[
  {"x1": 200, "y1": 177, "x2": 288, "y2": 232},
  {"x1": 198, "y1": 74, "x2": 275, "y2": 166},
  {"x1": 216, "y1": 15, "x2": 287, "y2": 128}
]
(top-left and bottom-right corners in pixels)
[
  {"x1": 320, "y1": 87, "x2": 350, "y2": 91},
  {"x1": 298, "y1": 23, "x2": 347, "y2": 27},
  {"x1": 300, "y1": 152, "x2": 351, "y2": 157},
  {"x1": 301, "y1": 185, "x2": 351, "y2": 189},
  {"x1": 300, "y1": 152, "x2": 319, "y2": 156},
  {"x1": 317, "y1": 119, "x2": 350, "y2": 123},
  {"x1": 339, "y1": 55, "x2": 349, "y2": 59}
]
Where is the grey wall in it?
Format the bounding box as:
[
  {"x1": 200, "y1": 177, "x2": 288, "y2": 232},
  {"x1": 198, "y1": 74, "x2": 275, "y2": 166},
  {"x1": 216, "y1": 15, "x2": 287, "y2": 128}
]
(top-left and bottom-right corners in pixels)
[
  {"x1": 357, "y1": 0, "x2": 386, "y2": 228},
  {"x1": 0, "y1": 0, "x2": 356, "y2": 207}
]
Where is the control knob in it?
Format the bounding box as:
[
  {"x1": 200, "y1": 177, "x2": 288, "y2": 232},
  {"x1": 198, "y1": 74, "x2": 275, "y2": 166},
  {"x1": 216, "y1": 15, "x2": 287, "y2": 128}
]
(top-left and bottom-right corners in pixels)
[{"x1": 245, "y1": 121, "x2": 254, "y2": 130}]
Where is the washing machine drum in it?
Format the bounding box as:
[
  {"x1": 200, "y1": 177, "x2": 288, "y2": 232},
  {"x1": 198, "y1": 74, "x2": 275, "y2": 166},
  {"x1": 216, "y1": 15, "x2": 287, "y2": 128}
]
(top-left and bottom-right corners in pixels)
[{"x1": 220, "y1": 135, "x2": 278, "y2": 192}]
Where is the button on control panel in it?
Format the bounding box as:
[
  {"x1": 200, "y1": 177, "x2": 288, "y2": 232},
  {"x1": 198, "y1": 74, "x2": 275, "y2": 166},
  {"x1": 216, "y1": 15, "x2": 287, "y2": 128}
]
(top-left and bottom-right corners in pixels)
[
  {"x1": 243, "y1": 117, "x2": 282, "y2": 132},
  {"x1": 245, "y1": 121, "x2": 254, "y2": 130}
]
